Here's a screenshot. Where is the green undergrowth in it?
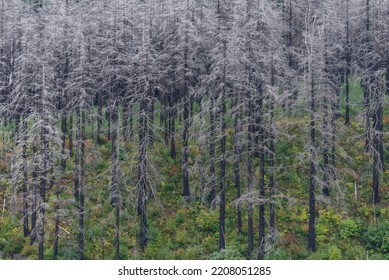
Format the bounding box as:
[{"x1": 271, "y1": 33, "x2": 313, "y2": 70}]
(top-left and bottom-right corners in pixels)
[{"x1": 0, "y1": 79, "x2": 388, "y2": 259}]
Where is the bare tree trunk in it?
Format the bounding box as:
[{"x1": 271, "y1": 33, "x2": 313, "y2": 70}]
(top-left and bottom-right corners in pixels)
[
  {"x1": 78, "y1": 109, "x2": 86, "y2": 260},
  {"x1": 386, "y1": 66, "x2": 389, "y2": 95},
  {"x1": 129, "y1": 101, "x2": 134, "y2": 141},
  {"x1": 22, "y1": 116, "x2": 29, "y2": 237},
  {"x1": 233, "y1": 92, "x2": 242, "y2": 233},
  {"x1": 269, "y1": 95, "x2": 275, "y2": 244},
  {"x1": 164, "y1": 95, "x2": 169, "y2": 145},
  {"x1": 344, "y1": 0, "x2": 351, "y2": 125},
  {"x1": 363, "y1": 81, "x2": 371, "y2": 152},
  {"x1": 148, "y1": 96, "x2": 154, "y2": 147},
  {"x1": 182, "y1": 11, "x2": 190, "y2": 200},
  {"x1": 209, "y1": 94, "x2": 216, "y2": 204},
  {"x1": 61, "y1": 110, "x2": 67, "y2": 172},
  {"x1": 258, "y1": 85, "x2": 265, "y2": 260},
  {"x1": 123, "y1": 101, "x2": 129, "y2": 142},
  {"x1": 308, "y1": 71, "x2": 316, "y2": 253},
  {"x1": 111, "y1": 103, "x2": 120, "y2": 259},
  {"x1": 269, "y1": 64, "x2": 276, "y2": 244},
  {"x1": 38, "y1": 114, "x2": 48, "y2": 260},
  {"x1": 138, "y1": 98, "x2": 148, "y2": 251},
  {"x1": 322, "y1": 94, "x2": 330, "y2": 196},
  {"x1": 182, "y1": 92, "x2": 190, "y2": 200},
  {"x1": 69, "y1": 113, "x2": 73, "y2": 157},
  {"x1": 372, "y1": 83, "x2": 382, "y2": 204},
  {"x1": 106, "y1": 105, "x2": 111, "y2": 141},
  {"x1": 30, "y1": 116, "x2": 38, "y2": 245},
  {"x1": 97, "y1": 92, "x2": 103, "y2": 145},
  {"x1": 247, "y1": 98, "x2": 254, "y2": 256},
  {"x1": 170, "y1": 93, "x2": 176, "y2": 159},
  {"x1": 74, "y1": 107, "x2": 80, "y2": 203},
  {"x1": 330, "y1": 96, "x2": 337, "y2": 181},
  {"x1": 219, "y1": 82, "x2": 226, "y2": 251}
]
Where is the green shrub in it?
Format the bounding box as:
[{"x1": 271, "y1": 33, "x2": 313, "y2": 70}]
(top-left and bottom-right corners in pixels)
[
  {"x1": 329, "y1": 245, "x2": 342, "y2": 260},
  {"x1": 208, "y1": 247, "x2": 244, "y2": 260},
  {"x1": 339, "y1": 219, "x2": 361, "y2": 239},
  {"x1": 266, "y1": 248, "x2": 290, "y2": 260},
  {"x1": 3, "y1": 231, "x2": 26, "y2": 257},
  {"x1": 364, "y1": 221, "x2": 389, "y2": 254},
  {"x1": 94, "y1": 158, "x2": 108, "y2": 172},
  {"x1": 195, "y1": 209, "x2": 218, "y2": 233}
]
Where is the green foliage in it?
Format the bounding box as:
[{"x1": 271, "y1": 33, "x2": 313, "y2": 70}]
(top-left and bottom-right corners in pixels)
[
  {"x1": 3, "y1": 231, "x2": 26, "y2": 257},
  {"x1": 339, "y1": 219, "x2": 361, "y2": 239},
  {"x1": 309, "y1": 245, "x2": 342, "y2": 260},
  {"x1": 208, "y1": 247, "x2": 244, "y2": 260},
  {"x1": 143, "y1": 244, "x2": 173, "y2": 260},
  {"x1": 195, "y1": 209, "x2": 218, "y2": 233},
  {"x1": 364, "y1": 221, "x2": 389, "y2": 255},
  {"x1": 266, "y1": 248, "x2": 290, "y2": 260},
  {"x1": 175, "y1": 209, "x2": 186, "y2": 226},
  {"x1": 94, "y1": 158, "x2": 109, "y2": 172},
  {"x1": 316, "y1": 209, "x2": 342, "y2": 245},
  {"x1": 328, "y1": 245, "x2": 342, "y2": 260}
]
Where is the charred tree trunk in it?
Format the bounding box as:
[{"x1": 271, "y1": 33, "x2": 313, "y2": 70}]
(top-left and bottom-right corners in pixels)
[
  {"x1": 219, "y1": 83, "x2": 226, "y2": 251},
  {"x1": 148, "y1": 95, "x2": 154, "y2": 147},
  {"x1": 269, "y1": 95, "x2": 275, "y2": 244},
  {"x1": 233, "y1": 92, "x2": 242, "y2": 233},
  {"x1": 69, "y1": 113, "x2": 73, "y2": 157},
  {"x1": 30, "y1": 117, "x2": 38, "y2": 245},
  {"x1": 258, "y1": 85, "x2": 265, "y2": 260},
  {"x1": 322, "y1": 94, "x2": 330, "y2": 196},
  {"x1": 61, "y1": 110, "x2": 67, "y2": 172},
  {"x1": 74, "y1": 107, "x2": 80, "y2": 203},
  {"x1": 22, "y1": 116, "x2": 29, "y2": 238},
  {"x1": 78, "y1": 109, "x2": 85, "y2": 260},
  {"x1": 54, "y1": 115, "x2": 65, "y2": 262},
  {"x1": 209, "y1": 94, "x2": 216, "y2": 204},
  {"x1": 38, "y1": 114, "x2": 48, "y2": 260},
  {"x1": 372, "y1": 83, "x2": 382, "y2": 204},
  {"x1": 170, "y1": 93, "x2": 176, "y2": 159},
  {"x1": 247, "y1": 98, "x2": 254, "y2": 256},
  {"x1": 182, "y1": 92, "x2": 190, "y2": 200},
  {"x1": 308, "y1": 71, "x2": 316, "y2": 253},
  {"x1": 363, "y1": 81, "x2": 371, "y2": 151},
  {"x1": 106, "y1": 105, "x2": 111, "y2": 141},
  {"x1": 97, "y1": 92, "x2": 103, "y2": 145},
  {"x1": 164, "y1": 95, "x2": 169, "y2": 146},
  {"x1": 138, "y1": 98, "x2": 148, "y2": 251},
  {"x1": 123, "y1": 101, "x2": 129, "y2": 142},
  {"x1": 331, "y1": 97, "x2": 337, "y2": 180},
  {"x1": 111, "y1": 103, "x2": 120, "y2": 259},
  {"x1": 269, "y1": 64, "x2": 276, "y2": 244},
  {"x1": 344, "y1": 0, "x2": 351, "y2": 125},
  {"x1": 386, "y1": 66, "x2": 389, "y2": 96},
  {"x1": 182, "y1": 13, "x2": 190, "y2": 201}
]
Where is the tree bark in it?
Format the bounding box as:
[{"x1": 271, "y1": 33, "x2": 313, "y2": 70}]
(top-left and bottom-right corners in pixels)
[
  {"x1": 182, "y1": 92, "x2": 190, "y2": 200},
  {"x1": 247, "y1": 98, "x2": 254, "y2": 256},
  {"x1": 209, "y1": 94, "x2": 216, "y2": 204},
  {"x1": 111, "y1": 104, "x2": 120, "y2": 259},
  {"x1": 138, "y1": 98, "x2": 148, "y2": 251},
  {"x1": 22, "y1": 116, "x2": 29, "y2": 238},
  {"x1": 322, "y1": 94, "x2": 330, "y2": 196},
  {"x1": 97, "y1": 92, "x2": 103, "y2": 145},
  {"x1": 258, "y1": 85, "x2": 265, "y2": 260},
  {"x1": 233, "y1": 92, "x2": 242, "y2": 233},
  {"x1": 308, "y1": 70, "x2": 316, "y2": 253},
  {"x1": 38, "y1": 113, "x2": 48, "y2": 260},
  {"x1": 30, "y1": 116, "x2": 38, "y2": 245}
]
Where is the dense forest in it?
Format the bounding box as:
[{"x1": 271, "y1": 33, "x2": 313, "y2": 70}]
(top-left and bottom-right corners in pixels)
[{"x1": 0, "y1": 0, "x2": 388, "y2": 260}]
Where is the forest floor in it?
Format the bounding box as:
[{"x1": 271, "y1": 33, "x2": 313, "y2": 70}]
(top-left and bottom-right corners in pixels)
[{"x1": 0, "y1": 78, "x2": 389, "y2": 260}]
